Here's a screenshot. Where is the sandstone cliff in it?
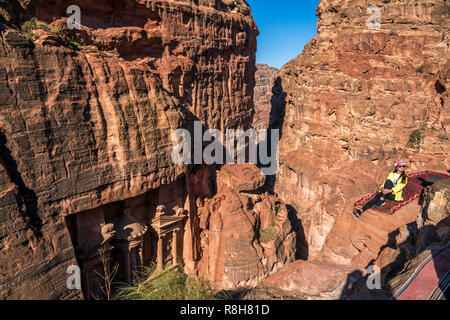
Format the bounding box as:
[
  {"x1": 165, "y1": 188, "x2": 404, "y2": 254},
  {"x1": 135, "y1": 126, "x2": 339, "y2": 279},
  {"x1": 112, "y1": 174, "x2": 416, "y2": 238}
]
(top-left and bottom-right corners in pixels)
[
  {"x1": 274, "y1": 0, "x2": 449, "y2": 265},
  {"x1": 0, "y1": 0, "x2": 274, "y2": 299},
  {"x1": 193, "y1": 164, "x2": 296, "y2": 290},
  {"x1": 252, "y1": 64, "x2": 279, "y2": 130},
  {"x1": 234, "y1": 0, "x2": 450, "y2": 300}
]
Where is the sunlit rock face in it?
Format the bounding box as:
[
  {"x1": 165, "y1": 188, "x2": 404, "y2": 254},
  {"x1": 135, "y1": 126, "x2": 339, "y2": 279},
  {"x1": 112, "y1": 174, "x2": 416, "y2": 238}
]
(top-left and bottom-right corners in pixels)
[
  {"x1": 194, "y1": 164, "x2": 296, "y2": 291},
  {"x1": 34, "y1": 0, "x2": 258, "y2": 131},
  {"x1": 274, "y1": 0, "x2": 449, "y2": 263},
  {"x1": 0, "y1": 0, "x2": 259, "y2": 299}
]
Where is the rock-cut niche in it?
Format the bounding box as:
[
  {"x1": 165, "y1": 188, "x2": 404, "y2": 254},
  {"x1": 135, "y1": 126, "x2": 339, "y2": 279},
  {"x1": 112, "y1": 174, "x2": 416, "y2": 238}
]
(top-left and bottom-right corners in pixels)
[{"x1": 64, "y1": 175, "x2": 189, "y2": 299}]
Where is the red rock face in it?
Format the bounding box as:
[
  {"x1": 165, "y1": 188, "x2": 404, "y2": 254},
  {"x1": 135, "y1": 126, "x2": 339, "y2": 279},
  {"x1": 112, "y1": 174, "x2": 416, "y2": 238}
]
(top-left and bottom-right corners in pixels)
[
  {"x1": 247, "y1": 260, "x2": 366, "y2": 300},
  {"x1": 36, "y1": 0, "x2": 258, "y2": 131},
  {"x1": 0, "y1": 0, "x2": 263, "y2": 298},
  {"x1": 194, "y1": 164, "x2": 296, "y2": 290},
  {"x1": 274, "y1": 0, "x2": 450, "y2": 264},
  {"x1": 252, "y1": 64, "x2": 279, "y2": 130},
  {"x1": 244, "y1": 0, "x2": 450, "y2": 300}
]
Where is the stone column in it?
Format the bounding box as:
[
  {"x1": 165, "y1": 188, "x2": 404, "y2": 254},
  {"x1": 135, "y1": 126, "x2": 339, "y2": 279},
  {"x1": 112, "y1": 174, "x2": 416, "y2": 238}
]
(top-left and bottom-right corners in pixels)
[
  {"x1": 157, "y1": 235, "x2": 163, "y2": 270},
  {"x1": 82, "y1": 269, "x2": 91, "y2": 299},
  {"x1": 123, "y1": 248, "x2": 131, "y2": 283},
  {"x1": 138, "y1": 243, "x2": 144, "y2": 266},
  {"x1": 172, "y1": 229, "x2": 178, "y2": 267}
]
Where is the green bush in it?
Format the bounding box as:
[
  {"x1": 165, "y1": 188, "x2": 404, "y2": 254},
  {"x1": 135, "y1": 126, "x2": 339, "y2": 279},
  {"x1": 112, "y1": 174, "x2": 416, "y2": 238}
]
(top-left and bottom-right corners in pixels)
[
  {"x1": 257, "y1": 221, "x2": 280, "y2": 243},
  {"x1": 70, "y1": 41, "x2": 83, "y2": 51},
  {"x1": 20, "y1": 18, "x2": 50, "y2": 34},
  {"x1": 69, "y1": 41, "x2": 97, "y2": 52},
  {"x1": 407, "y1": 128, "x2": 425, "y2": 149},
  {"x1": 51, "y1": 28, "x2": 66, "y2": 37},
  {"x1": 389, "y1": 29, "x2": 398, "y2": 36},
  {"x1": 409, "y1": 129, "x2": 424, "y2": 143},
  {"x1": 116, "y1": 263, "x2": 228, "y2": 300},
  {"x1": 35, "y1": 20, "x2": 49, "y2": 30},
  {"x1": 21, "y1": 20, "x2": 35, "y2": 33}
]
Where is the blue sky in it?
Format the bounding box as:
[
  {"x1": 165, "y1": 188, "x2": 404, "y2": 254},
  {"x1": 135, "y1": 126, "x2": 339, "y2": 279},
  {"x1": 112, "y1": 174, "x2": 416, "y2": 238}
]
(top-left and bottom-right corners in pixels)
[{"x1": 246, "y1": 0, "x2": 320, "y2": 69}]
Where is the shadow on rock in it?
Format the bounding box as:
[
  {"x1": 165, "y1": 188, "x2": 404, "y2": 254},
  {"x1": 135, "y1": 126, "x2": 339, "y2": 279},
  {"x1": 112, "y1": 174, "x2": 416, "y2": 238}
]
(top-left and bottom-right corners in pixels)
[
  {"x1": 0, "y1": 129, "x2": 42, "y2": 238},
  {"x1": 285, "y1": 204, "x2": 308, "y2": 260}
]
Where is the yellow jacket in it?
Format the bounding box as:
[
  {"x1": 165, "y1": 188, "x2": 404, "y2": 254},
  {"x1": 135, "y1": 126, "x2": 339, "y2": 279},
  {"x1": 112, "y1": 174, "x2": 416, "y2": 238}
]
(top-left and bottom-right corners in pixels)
[{"x1": 380, "y1": 172, "x2": 408, "y2": 202}]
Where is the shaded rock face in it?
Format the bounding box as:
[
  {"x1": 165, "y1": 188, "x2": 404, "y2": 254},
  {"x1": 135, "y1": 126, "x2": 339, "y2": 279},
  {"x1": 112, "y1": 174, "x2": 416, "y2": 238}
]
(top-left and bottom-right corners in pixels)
[
  {"x1": 415, "y1": 179, "x2": 450, "y2": 252},
  {"x1": 274, "y1": 0, "x2": 450, "y2": 263},
  {"x1": 0, "y1": 0, "x2": 264, "y2": 299},
  {"x1": 252, "y1": 64, "x2": 279, "y2": 130}
]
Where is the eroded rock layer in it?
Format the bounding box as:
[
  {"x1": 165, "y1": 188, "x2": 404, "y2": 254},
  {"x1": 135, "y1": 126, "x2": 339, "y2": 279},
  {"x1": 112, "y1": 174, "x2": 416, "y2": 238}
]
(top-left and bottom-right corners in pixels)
[
  {"x1": 195, "y1": 164, "x2": 296, "y2": 290},
  {"x1": 0, "y1": 0, "x2": 262, "y2": 299},
  {"x1": 274, "y1": 0, "x2": 450, "y2": 265},
  {"x1": 252, "y1": 64, "x2": 279, "y2": 130}
]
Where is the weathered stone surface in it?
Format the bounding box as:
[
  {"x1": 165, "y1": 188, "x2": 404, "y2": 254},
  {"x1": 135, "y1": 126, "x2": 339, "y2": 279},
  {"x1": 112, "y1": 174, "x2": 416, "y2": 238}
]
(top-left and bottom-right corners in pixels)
[
  {"x1": 241, "y1": 260, "x2": 366, "y2": 300},
  {"x1": 252, "y1": 64, "x2": 279, "y2": 130},
  {"x1": 194, "y1": 164, "x2": 296, "y2": 290},
  {"x1": 35, "y1": 0, "x2": 258, "y2": 131},
  {"x1": 0, "y1": 0, "x2": 258, "y2": 299},
  {"x1": 273, "y1": 0, "x2": 450, "y2": 265},
  {"x1": 415, "y1": 179, "x2": 450, "y2": 253},
  {"x1": 217, "y1": 163, "x2": 266, "y2": 193},
  {"x1": 374, "y1": 246, "x2": 404, "y2": 287},
  {"x1": 315, "y1": 199, "x2": 421, "y2": 268}
]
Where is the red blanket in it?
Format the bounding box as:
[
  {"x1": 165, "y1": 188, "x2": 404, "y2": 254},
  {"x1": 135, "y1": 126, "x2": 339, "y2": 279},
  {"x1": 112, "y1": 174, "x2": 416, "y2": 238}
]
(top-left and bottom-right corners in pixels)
[{"x1": 354, "y1": 171, "x2": 450, "y2": 215}]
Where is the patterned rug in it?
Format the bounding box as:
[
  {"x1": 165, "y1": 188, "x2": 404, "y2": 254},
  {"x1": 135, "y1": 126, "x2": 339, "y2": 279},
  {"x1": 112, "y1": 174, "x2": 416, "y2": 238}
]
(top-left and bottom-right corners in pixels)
[
  {"x1": 354, "y1": 171, "x2": 450, "y2": 215},
  {"x1": 391, "y1": 243, "x2": 450, "y2": 300}
]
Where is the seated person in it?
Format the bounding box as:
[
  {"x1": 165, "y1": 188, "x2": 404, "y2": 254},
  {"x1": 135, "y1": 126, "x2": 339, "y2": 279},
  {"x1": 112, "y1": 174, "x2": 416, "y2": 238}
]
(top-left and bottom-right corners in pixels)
[{"x1": 353, "y1": 161, "x2": 409, "y2": 218}]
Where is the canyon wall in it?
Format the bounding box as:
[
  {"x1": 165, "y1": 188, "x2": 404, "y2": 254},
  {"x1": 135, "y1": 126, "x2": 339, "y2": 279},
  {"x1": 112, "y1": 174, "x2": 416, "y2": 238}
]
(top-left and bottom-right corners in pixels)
[
  {"x1": 0, "y1": 0, "x2": 289, "y2": 299},
  {"x1": 194, "y1": 164, "x2": 296, "y2": 290},
  {"x1": 274, "y1": 0, "x2": 450, "y2": 264},
  {"x1": 252, "y1": 64, "x2": 279, "y2": 130}
]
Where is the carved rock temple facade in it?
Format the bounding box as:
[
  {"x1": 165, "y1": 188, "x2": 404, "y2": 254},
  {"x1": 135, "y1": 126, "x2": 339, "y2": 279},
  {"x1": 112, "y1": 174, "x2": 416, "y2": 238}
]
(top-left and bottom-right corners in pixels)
[{"x1": 65, "y1": 176, "x2": 189, "y2": 299}]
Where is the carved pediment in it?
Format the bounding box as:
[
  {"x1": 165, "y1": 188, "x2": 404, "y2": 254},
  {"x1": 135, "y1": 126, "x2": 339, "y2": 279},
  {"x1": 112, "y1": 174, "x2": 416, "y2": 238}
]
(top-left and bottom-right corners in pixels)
[{"x1": 151, "y1": 205, "x2": 186, "y2": 235}]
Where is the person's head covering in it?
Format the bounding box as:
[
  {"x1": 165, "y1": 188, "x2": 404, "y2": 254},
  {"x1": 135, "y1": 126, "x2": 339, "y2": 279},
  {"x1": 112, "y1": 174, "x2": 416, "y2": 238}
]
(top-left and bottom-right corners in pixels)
[{"x1": 394, "y1": 160, "x2": 407, "y2": 168}]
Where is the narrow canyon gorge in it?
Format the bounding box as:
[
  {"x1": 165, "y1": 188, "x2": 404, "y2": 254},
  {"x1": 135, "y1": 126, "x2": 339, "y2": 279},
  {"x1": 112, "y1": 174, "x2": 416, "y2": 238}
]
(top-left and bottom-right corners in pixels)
[{"x1": 0, "y1": 0, "x2": 449, "y2": 300}]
